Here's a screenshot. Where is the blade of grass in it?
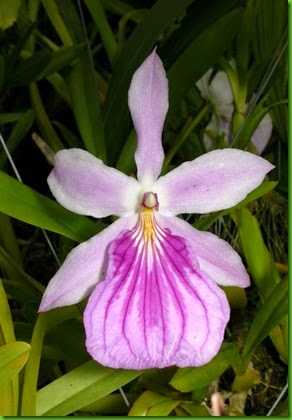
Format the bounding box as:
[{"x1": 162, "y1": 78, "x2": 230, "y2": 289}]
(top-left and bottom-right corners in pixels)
[
  {"x1": 241, "y1": 277, "x2": 288, "y2": 370},
  {"x1": 0, "y1": 212, "x2": 23, "y2": 268},
  {"x1": 36, "y1": 360, "x2": 143, "y2": 416},
  {"x1": 20, "y1": 307, "x2": 81, "y2": 416},
  {"x1": 0, "y1": 279, "x2": 18, "y2": 415},
  {"x1": 29, "y1": 82, "x2": 64, "y2": 152},
  {"x1": 68, "y1": 52, "x2": 106, "y2": 160},
  {"x1": 41, "y1": 0, "x2": 73, "y2": 46},
  {"x1": 0, "y1": 342, "x2": 31, "y2": 388},
  {"x1": 0, "y1": 109, "x2": 34, "y2": 168},
  {"x1": 84, "y1": 0, "x2": 118, "y2": 67}
]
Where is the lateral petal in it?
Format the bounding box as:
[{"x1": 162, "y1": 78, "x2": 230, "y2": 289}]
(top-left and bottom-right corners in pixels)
[
  {"x1": 128, "y1": 50, "x2": 168, "y2": 185},
  {"x1": 154, "y1": 149, "x2": 274, "y2": 215},
  {"x1": 84, "y1": 213, "x2": 230, "y2": 369},
  {"x1": 38, "y1": 215, "x2": 137, "y2": 311},
  {"x1": 48, "y1": 148, "x2": 141, "y2": 218},
  {"x1": 156, "y1": 214, "x2": 250, "y2": 288}
]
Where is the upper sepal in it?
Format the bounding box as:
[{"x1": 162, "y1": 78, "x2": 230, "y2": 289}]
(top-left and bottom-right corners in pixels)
[{"x1": 128, "y1": 49, "x2": 168, "y2": 185}]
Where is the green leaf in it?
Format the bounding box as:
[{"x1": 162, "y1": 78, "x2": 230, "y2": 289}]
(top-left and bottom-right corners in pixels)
[
  {"x1": 8, "y1": 52, "x2": 48, "y2": 88},
  {"x1": 84, "y1": 0, "x2": 118, "y2": 67},
  {"x1": 0, "y1": 113, "x2": 22, "y2": 124},
  {"x1": 0, "y1": 280, "x2": 18, "y2": 415},
  {"x1": 241, "y1": 276, "x2": 288, "y2": 368},
  {"x1": 52, "y1": 121, "x2": 83, "y2": 148},
  {"x1": 194, "y1": 181, "x2": 277, "y2": 231},
  {"x1": 36, "y1": 360, "x2": 142, "y2": 416},
  {"x1": 167, "y1": 8, "x2": 243, "y2": 115},
  {"x1": 180, "y1": 402, "x2": 211, "y2": 416},
  {"x1": 232, "y1": 206, "x2": 280, "y2": 299},
  {"x1": 44, "y1": 319, "x2": 89, "y2": 369},
  {"x1": 68, "y1": 53, "x2": 106, "y2": 160},
  {"x1": 0, "y1": 212, "x2": 23, "y2": 268},
  {"x1": 0, "y1": 54, "x2": 4, "y2": 91},
  {"x1": 39, "y1": 44, "x2": 85, "y2": 79},
  {"x1": 160, "y1": 0, "x2": 242, "y2": 67},
  {"x1": 0, "y1": 279, "x2": 16, "y2": 345},
  {"x1": 1, "y1": 279, "x2": 41, "y2": 303},
  {"x1": 251, "y1": 0, "x2": 288, "y2": 141},
  {"x1": 41, "y1": 0, "x2": 73, "y2": 47},
  {"x1": 147, "y1": 399, "x2": 180, "y2": 416},
  {"x1": 0, "y1": 110, "x2": 34, "y2": 168},
  {"x1": 56, "y1": 0, "x2": 85, "y2": 44},
  {"x1": 21, "y1": 307, "x2": 82, "y2": 416},
  {"x1": 29, "y1": 82, "x2": 64, "y2": 152},
  {"x1": 81, "y1": 393, "x2": 136, "y2": 414},
  {"x1": 0, "y1": 246, "x2": 43, "y2": 294},
  {"x1": 0, "y1": 0, "x2": 21, "y2": 30},
  {"x1": 232, "y1": 364, "x2": 261, "y2": 392},
  {"x1": 0, "y1": 341, "x2": 31, "y2": 388},
  {"x1": 46, "y1": 73, "x2": 71, "y2": 106},
  {"x1": 170, "y1": 343, "x2": 239, "y2": 392},
  {"x1": 0, "y1": 170, "x2": 98, "y2": 242},
  {"x1": 128, "y1": 391, "x2": 175, "y2": 416}
]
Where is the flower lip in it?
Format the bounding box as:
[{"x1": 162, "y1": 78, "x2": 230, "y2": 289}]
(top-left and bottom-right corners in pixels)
[{"x1": 142, "y1": 192, "x2": 159, "y2": 211}]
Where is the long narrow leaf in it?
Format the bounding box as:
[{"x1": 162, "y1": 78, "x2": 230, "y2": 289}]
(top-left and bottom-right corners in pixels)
[
  {"x1": 36, "y1": 361, "x2": 142, "y2": 416},
  {"x1": 0, "y1": 279, "x2": 18, "y2": 415},
  {"x1": 68, "y1": 53, "x2": 106, "y2": 160},
  {"x1": 0, "y1": 341, "x2": 31, "y2": 388},
  {"x1": 0, "y1": 110, "x2": 34, "y2": 168},
  {"x1": 21, "y1": 307, "x2": 81, "y2": 416},
  {"x1": 241, "y1": 277, "x2": 288, "y2": 368}
]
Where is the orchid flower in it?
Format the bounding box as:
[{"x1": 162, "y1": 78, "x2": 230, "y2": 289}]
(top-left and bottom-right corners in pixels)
[
  {"x1": 196, "y1": 68, "x2": 273, "y2": 154},
  {"x1": 39, "y1": 51, "x2": 274, "y2": 370}
]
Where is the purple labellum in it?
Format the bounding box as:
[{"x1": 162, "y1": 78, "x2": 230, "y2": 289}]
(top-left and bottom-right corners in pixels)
[{"x1": 84, "y1": 197, "x2": 229, "y2": 369}]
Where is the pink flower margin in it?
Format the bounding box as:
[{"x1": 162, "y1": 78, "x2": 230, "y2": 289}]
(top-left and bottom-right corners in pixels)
[{"x1": 39, "y1": 50, "x2": 274, "y2": 370}]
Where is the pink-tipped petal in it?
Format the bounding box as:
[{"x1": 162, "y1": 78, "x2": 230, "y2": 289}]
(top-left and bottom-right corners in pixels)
[
  {"x1": 128, "y1": 50, "x2": 168, "y2": 185},
  {"x1": 157, "y1": 214, "x2": 250, "y2": 288},
  {"x1": 154, "y1": 149, "x2": 275, "y2": 215},
  {"x1": 39, "y1": 215, "x2": 137, "y2": 312},
  {"x1": 48, "y1": 148, "x2": 141, "y2": 218},
  {"x1": 84, "y1": 214, "x2": 229, "y2": 369}
]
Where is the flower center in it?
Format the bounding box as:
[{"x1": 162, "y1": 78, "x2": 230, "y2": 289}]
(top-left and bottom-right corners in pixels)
[
  {"x1": 140, "y1": 192, "x2": 159, "y2": 242},
  {"x1": 141, "y1": 192, "x2": 159, "y2": 211}
]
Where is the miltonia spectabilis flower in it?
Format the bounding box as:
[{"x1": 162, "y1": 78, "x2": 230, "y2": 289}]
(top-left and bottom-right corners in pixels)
[
  {"x1": 196, "y1": 68, "x2": 273, "y2": 154},
  {"x1": 39, "y1": 50, "x2": 274, "y2": 370}
]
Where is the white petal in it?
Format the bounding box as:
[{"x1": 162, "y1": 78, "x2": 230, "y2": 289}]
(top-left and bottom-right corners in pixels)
[
  {"x1": 154, "y1": 149, "x2": 275, "y2": 215},
  {"x1": 48, "y1": 149, "x2": 141, "y2": 218}
]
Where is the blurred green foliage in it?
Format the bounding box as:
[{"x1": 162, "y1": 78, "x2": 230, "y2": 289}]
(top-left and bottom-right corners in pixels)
[{"x1": 0, "y1": 0, "x2": 287, "y2": 416}]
